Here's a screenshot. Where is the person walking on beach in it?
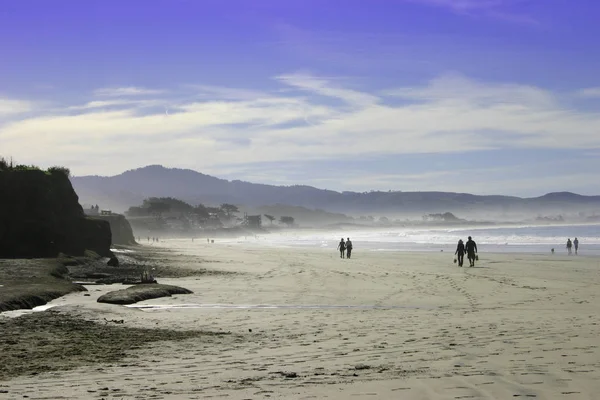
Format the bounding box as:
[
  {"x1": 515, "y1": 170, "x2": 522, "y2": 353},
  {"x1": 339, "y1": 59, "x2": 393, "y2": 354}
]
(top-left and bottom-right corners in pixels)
[
  {"x1": 465, "y1": 236, "x2": 478, "y2": 267},
  {"x1": 574, "y1": 237, "x2": 579, "y2": 255},
  {"x1": 346, "y1": 238, "x2": 353, "y2": 259},
  {"x1": 566, "y1": 238, "x2": 572, "y2": 255},
  {"x1": 337, "y1": 238, "x2": 346, "y2": 259},
  {"x1": 455, "y1": 239, "x2": 465, "y2": 267}
]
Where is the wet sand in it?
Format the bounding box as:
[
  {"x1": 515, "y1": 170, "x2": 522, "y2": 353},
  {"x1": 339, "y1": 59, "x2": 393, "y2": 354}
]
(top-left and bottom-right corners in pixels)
[{"x1": 2, "y1": 241, "x2": 600, "y2": 399}]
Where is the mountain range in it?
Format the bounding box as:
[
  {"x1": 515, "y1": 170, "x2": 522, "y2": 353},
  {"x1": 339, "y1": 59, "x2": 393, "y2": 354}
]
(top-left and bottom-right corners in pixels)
[{"x1": 71, "y1": 165, "x2": 600, "y2": 220}]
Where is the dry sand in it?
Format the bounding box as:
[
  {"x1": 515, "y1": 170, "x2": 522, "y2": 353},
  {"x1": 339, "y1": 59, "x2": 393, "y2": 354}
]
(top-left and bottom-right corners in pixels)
[{"x1": 2, "y1": 241, "x2": 600, "y2": 399}]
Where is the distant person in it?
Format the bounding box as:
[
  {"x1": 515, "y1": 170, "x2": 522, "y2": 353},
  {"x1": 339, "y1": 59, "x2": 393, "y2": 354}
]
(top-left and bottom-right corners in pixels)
[
  {"x1": 337, "y1": 238, "x2": 346, "y2": 259},
  {"x1": 566, "y1": 238, "x2": 572, "y2": 255},
  {"x1": 207, "y1": 238, "x2": 210, "y2": 243},
  {"x1": 574, "y1": 237, "x2": 579, "y2": 255},
  {"x1": 346, "y1": 238, "x2": 353, "y2": 259},
  {"x1": 455, "y1": 239, "x2": 465, "y2": 267},
  {"x1": 465, "y1": 236, "x2": 478, "y2": 267}
]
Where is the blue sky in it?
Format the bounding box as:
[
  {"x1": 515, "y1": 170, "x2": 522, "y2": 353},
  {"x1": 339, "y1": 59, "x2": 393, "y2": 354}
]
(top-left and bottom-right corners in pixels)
[{"x1": 1, "y1": 0, "x2": 600, "y2": 196}]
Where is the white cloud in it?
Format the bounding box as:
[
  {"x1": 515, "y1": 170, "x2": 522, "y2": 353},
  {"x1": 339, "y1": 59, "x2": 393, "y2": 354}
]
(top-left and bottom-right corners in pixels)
[
  {"x1": 186, "y1": 85, "x2": 271, "y2": 101},
  {"x1": 67, "y1": 99, "x2": 160, "y2": 111},
  {"x1": 0, "y1": 98, "x2": 34, "y2": 116},
  {"x1": 384, "y1": 73, "x2": 555, "y2": 107},
  {"x1": 93, "y1": 87, "x2": 164, "y2": 97},
  {"x1": 1, "y1": 73, "x2": 600, "y2": 180},
  {"x1": 275, "y1": 72, "x2": 378, "y2": 106}
]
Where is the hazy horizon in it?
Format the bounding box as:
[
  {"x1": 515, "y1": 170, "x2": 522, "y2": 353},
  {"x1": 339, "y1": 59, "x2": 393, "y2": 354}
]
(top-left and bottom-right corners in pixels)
[
  {"x1": 2, "y1": 1, "x2": 600, "y2": 196},
  {"x1": 74, "y1": 164, "x2": 599, "y2": 199}
]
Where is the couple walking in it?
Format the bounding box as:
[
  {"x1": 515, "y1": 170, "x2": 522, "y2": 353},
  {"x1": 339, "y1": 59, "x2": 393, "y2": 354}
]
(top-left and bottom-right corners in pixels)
[
  {"x1": 566, "y1": 237, "x2": 579, "y2": 255},
  {"x1": 337, "y1": 238, "x2": 353, "y2": 259},
  {"x1": 455, "y1": 236, "x2": 478, "y2": 267}
]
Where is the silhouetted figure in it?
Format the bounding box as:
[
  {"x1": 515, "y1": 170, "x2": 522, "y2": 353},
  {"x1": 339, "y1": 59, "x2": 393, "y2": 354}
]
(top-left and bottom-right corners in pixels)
[
  {"x1": 346, "y1": 238, "x2": 353, "y2": 259},
  {"x1": 574, "y1": 237, "x2": 579, "y2": 255},
  {"x1": 337, "y1": 238, "x2": 346, "y2": 259},
  {"x1": 566, "y1": 238, "x2": 572, "y2": 255},
  {"x1": 465, "y1": 236, "x2": 478, "y2": 267},
  {"x1": 147, "y1": 236, "x2": 150, "y2": 242},
  {"x1": 455, "y1": 239, "x2": 465, "y2": 267},
  {"x1": 207, "y1": 238, "x2": 210, "y2": 243}
]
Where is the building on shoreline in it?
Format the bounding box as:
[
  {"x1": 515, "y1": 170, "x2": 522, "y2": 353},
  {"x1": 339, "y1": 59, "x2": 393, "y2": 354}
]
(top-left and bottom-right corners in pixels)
[{"x1": 243, "y1": 213, "x2": 262, "y2": 229}]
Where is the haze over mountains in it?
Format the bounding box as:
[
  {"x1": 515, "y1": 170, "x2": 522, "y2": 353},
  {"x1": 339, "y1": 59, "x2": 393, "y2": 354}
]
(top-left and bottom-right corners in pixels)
[{"x1": 71, "y1": 165, "x2": 600, "y2": 221}]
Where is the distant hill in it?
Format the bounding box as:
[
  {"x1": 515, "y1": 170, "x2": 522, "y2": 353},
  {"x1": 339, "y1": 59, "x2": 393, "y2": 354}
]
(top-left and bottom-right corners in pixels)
[{"x1": 71, "y1": 165, "x2": 600, "y2": 219}]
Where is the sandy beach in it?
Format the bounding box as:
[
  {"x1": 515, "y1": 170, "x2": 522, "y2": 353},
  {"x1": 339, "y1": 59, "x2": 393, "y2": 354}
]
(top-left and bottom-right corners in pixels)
[{"x1": 2, "y1": 241, "x2": 600, "y2": 399}]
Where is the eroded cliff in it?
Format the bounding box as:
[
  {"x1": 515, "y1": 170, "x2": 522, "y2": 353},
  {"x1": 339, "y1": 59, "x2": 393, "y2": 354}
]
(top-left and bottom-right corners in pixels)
[{"x1": 0, "y1": 169, "x2": 112, "y2": 258}]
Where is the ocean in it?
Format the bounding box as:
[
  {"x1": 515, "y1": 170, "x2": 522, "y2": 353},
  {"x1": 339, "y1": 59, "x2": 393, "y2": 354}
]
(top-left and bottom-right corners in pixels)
[{"x1": 219, "y1": 223, "x2": 600, "y2": 256}]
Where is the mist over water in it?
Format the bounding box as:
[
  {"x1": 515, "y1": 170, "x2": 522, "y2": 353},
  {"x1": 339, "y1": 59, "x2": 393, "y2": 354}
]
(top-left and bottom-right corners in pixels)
[{"x1": 213, "y1": 224, "x2": 600, "y2": 256}]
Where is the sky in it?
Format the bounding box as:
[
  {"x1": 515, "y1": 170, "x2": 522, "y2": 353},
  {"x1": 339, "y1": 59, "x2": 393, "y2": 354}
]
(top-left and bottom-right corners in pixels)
[{"x1": 1, "y1": 0, "x2": 600, "y2": 196}]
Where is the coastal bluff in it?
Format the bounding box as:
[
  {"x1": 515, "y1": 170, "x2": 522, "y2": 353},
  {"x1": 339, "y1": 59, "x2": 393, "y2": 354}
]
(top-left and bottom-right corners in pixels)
[
  {"x1": 0, "y1": 168, "x2": 113, "y2": 258},
  {"x1": 93, "y1": 213, "x2": 137, "y2": 245}
]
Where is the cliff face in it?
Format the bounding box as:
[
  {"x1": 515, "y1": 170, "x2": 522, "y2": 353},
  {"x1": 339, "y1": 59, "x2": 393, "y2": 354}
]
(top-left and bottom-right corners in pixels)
[
  {"x1": 93, "y1": 214, "x2": 137, "y2": 245},
  {"x1": 0, "y1": 169, "x2": 112, "y2": 258}
]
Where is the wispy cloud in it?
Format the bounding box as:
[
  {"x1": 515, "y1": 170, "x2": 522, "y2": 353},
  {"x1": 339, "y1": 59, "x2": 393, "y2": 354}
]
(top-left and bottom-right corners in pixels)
[
  {"x1": 384, "y1": 73, "x2": 555, "y2": 107},
  {"x1": 67, "y1": 99, "x2": 161, "y2": 111},
  {"x1": 0, "y1": 98, "x2": 34, "y2": 116},
  {"x1": 185, "y1": 85, "x2": 271, "y2": 101},
  {"x1": 408, "y1": 0, "x2": 508, "y2": 11},
  {"x1": 93, "y1": 86, "x2": 164, "y2": 97},
  {"x1": 2, "y1": 73, "x2": 600, "y2": 182},
  {"x1": 407, "y1": 0, "x2": 539, "y2": 25},
  {"x1": 275, "y1": 72, "x2": 378, "y2": 106}
]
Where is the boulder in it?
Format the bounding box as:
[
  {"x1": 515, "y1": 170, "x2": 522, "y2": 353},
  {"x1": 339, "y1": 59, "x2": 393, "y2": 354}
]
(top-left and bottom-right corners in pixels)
[
  {"x1": 97, "y1": 284, "x2": 193, "y2": 305},
  {"x1": 107, "y1": 256, "x2": 119, "y2": 267}
]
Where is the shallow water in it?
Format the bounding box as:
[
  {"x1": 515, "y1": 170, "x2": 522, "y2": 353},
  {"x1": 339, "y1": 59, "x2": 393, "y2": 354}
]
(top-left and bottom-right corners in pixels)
[
  {"x1": 125, "y1": 303, "x2": 434, "y2": 311},
  {"x1": 111, "y1": 248, "x2": 136, "y2": 254},
  {"x1": 1, "y1": 304, "x2": 57, "y2": 318},
  {"x1": 206, "y1": 223, "x2": 600, "y2": 255}
]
